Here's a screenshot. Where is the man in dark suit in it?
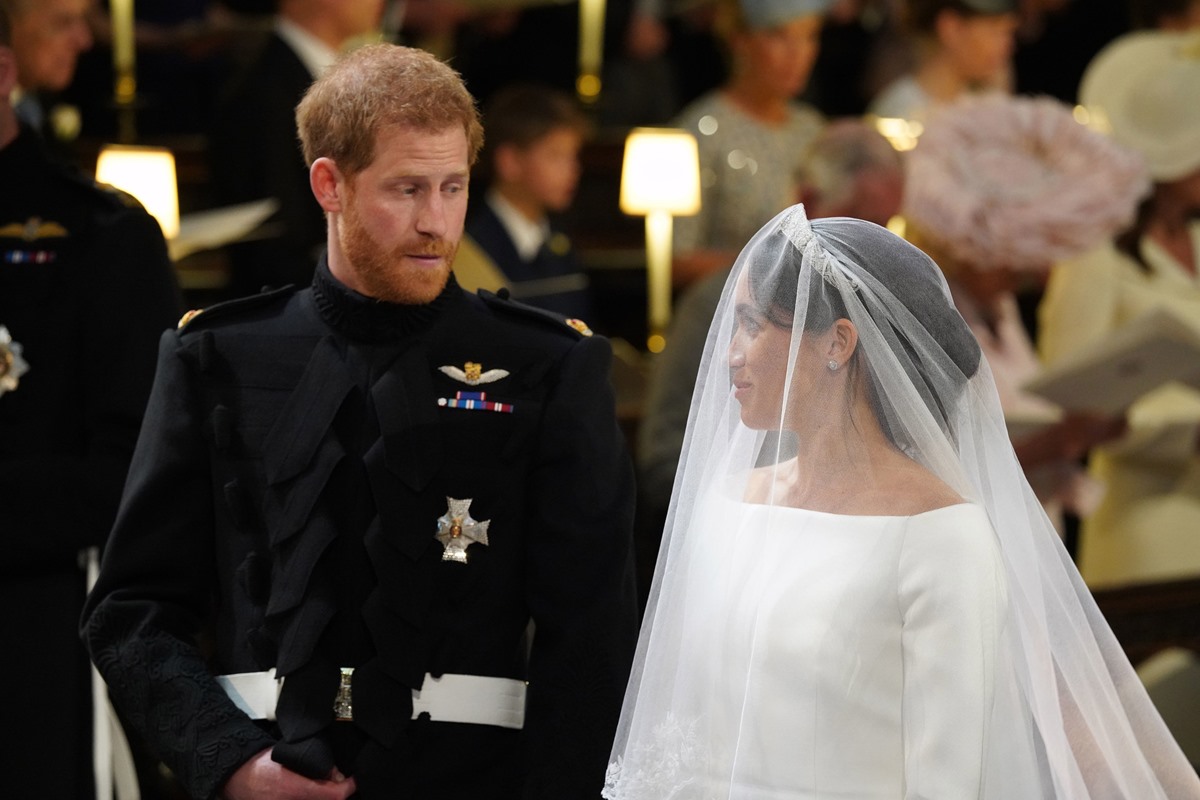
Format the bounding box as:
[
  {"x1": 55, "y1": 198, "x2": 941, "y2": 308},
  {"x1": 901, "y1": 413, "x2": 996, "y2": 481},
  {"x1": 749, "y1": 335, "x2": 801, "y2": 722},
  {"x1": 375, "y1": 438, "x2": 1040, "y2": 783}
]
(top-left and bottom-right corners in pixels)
[
  {"x1": 0, "y1": 6, "x2": 182, "y2": 796},
  {"x1": 208, "y1": 0, "x2": 383, "y2": 299},
  {"x1": 83, "y1": 44, "x2": 638, "y2": 799}
]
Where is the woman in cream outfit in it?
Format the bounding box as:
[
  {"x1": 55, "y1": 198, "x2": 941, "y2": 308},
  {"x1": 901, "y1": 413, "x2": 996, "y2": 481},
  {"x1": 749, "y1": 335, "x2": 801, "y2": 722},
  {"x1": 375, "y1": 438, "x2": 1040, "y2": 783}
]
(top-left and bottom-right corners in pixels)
[
  {"x1": 1039, "y1": 29, "x2": 1200, "y2": 589},
  {"x1": 604, "y1": 204, "x2": 1198, "y2": 798}
]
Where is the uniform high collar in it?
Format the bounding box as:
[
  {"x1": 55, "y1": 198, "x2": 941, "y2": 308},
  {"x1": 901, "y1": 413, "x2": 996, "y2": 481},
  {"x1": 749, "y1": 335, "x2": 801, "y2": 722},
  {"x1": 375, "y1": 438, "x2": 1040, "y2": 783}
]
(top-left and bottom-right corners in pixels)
[
  {"x1": 0, "y1": 124, "x2": 50, "y2": 178},
  {"x1": 311, "y1": 257, "x2": 461, "y2": 343}
]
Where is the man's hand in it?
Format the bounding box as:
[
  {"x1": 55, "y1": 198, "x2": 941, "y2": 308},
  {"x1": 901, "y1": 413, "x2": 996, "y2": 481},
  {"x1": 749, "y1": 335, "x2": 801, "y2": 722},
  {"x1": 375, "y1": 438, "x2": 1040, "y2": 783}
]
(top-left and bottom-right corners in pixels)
[{"x1": 221, "y1": 748, "x2": 356, "y2": 800}]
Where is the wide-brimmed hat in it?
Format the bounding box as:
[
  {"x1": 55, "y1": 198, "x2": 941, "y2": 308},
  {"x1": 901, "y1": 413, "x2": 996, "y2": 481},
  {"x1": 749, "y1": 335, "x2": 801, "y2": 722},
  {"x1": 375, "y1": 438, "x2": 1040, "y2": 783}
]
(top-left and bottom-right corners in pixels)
[
  {"x1": 1079, "y1": 29, "x2": 1200, "y2": 182},
  {"x1": 903, "y1": 94, "x2": 1149, "y2": 271}
]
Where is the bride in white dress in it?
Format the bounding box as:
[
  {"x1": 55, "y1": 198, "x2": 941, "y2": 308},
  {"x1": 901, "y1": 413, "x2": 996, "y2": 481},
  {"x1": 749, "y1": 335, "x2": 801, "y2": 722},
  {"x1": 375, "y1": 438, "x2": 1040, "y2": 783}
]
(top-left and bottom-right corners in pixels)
[{"x1": 604, "y1": 205, "x2": 1200, "y2": 799}]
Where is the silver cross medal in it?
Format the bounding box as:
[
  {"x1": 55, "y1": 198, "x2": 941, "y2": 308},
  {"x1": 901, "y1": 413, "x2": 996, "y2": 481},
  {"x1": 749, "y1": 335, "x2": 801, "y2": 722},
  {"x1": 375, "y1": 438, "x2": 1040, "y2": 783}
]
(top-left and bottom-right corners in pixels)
[
  {"x1": 0, "y1": 326, "x2": 29, "y2": 397},
  {"x1": 435, "y1": 498, "x2": 490, "y2": 563}
]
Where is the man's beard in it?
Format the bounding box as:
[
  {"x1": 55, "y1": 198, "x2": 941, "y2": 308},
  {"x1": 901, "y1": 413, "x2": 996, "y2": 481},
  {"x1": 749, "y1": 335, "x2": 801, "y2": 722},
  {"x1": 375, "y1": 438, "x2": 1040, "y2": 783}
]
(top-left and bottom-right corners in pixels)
[{"x1": 341, "y1": 201, "x2": 455, "y2": 305}]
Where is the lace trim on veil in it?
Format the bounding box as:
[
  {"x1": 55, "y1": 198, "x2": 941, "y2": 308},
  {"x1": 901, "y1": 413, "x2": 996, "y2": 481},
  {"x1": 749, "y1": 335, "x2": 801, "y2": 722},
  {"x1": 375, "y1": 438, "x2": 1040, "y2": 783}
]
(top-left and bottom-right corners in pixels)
[{"x1": 603, "y1": 714, "x2": 707, "y2": 800}]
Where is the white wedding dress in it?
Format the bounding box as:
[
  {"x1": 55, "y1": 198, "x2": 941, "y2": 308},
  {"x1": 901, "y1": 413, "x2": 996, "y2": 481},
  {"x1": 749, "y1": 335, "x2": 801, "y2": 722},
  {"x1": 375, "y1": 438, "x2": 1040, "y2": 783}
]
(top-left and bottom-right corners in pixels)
[{"x1": 605, "y1": 497, "x2": 1010, "y2": 800}]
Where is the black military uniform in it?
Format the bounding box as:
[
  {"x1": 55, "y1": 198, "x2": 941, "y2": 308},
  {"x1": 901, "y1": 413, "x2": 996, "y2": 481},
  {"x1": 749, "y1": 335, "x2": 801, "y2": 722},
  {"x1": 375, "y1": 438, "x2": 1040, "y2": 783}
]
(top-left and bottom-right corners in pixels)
[
  {"x1": 82, "y1": 260, "x2": 638, "y2": 798},
  {"x1": 0, "y1": 125, "x2": 182, "y2": 797}
]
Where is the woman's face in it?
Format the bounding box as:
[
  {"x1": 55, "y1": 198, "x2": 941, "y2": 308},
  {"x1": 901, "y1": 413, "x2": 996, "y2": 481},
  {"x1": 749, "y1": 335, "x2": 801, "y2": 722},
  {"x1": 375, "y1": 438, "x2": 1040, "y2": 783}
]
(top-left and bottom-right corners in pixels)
[
  {"x1": 735, "y1": 14, "x2": 824, "y2": 99},
  {"x1": 941, "y1": 12, "x2": 1017, "y2": 84},
  {"x1": 728, "y1": 274, "x2": 827, "y2": 430}
]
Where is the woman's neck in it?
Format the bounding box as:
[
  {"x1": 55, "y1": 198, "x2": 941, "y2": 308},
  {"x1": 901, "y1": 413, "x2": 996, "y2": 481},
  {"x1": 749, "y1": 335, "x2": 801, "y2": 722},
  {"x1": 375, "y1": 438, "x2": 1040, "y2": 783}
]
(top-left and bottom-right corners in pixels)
[
  {"x1": 914, "y1": 55, "x2": 970, "y2": 105},
  {"x1": 780, "y1": 398, "x2": 899, "y2": 507},
  {"x1": 723, "y1": 77, "x2": 790, "y2": 125}
]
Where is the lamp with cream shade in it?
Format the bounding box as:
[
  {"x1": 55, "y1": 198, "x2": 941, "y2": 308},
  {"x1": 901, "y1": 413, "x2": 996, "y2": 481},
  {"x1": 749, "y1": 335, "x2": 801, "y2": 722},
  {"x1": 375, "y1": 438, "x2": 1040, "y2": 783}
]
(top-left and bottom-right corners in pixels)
[
  {"x1": 95, "y1": 145, "x2": 180, "y2": 240},
  {"x1": 619, "y1": 127, "x2": 701, "y2": 352}
]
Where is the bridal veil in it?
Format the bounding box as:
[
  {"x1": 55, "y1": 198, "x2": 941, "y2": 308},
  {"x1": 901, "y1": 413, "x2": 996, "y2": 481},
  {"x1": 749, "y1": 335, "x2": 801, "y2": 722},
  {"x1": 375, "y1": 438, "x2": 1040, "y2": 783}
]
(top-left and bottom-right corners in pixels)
[{"x1": 604, "y1": 205, "x2": 1200, "y2": 798}]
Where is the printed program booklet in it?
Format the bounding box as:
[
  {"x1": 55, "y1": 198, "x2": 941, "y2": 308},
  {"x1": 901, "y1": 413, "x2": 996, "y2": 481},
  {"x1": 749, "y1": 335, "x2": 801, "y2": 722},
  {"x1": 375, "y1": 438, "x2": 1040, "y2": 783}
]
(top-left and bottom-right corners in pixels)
[{"x1": 1023, "y1": 307, "x2": 1200, "y2": 415}]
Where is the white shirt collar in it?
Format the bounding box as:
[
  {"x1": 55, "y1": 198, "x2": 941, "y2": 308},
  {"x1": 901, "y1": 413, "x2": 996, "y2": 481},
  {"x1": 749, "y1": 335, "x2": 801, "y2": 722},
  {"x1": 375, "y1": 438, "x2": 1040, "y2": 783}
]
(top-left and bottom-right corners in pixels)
[
  {"x1": 487, "y1": 189, "x2": 549, "y2": 262},
  {"x1": 275, "y1": 17, "x2": 339, "y2": 79}
]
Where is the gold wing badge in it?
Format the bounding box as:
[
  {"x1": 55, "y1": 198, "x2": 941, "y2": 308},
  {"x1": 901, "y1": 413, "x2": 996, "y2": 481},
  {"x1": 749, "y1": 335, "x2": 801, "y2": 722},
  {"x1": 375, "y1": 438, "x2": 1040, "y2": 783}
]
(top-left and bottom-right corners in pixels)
[
  {"x1": 2, "y1": 217, "x2": 68, "y2": 265},
  {"x1": 437, "y1": 362, "x2": 515, "y2": 413},
  {"x1": 0, "y1": 217, "x2": 69, "y2": 241},
  {"x1": 0, "y1": 326, "x2": 30, "y2": 396},
  {"x1": 438, "y1": 361, "x2": 510, "y2": 385}
]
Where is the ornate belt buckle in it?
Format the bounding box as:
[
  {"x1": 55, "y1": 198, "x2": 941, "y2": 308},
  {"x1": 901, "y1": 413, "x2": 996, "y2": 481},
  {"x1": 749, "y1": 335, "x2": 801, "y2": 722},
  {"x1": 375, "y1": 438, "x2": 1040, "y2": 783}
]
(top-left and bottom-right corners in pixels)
[{"x1": 333, "y1": 667, "x2": 354, "y2": 722}]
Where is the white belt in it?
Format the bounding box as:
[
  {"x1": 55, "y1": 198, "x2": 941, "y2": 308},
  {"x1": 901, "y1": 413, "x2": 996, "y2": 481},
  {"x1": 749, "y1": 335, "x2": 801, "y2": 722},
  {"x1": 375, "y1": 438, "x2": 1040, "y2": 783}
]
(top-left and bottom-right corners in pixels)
[{"x1": 216, "y1": 669, "x2": 526, "y2": 730}]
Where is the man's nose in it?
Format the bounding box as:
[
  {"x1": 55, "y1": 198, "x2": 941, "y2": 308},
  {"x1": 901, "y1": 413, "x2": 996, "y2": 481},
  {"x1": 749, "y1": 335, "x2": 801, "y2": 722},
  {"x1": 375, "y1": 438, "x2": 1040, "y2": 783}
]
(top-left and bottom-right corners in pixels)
[{"x1": 416, "y1": 194, "x2": 449, "y2": 238}]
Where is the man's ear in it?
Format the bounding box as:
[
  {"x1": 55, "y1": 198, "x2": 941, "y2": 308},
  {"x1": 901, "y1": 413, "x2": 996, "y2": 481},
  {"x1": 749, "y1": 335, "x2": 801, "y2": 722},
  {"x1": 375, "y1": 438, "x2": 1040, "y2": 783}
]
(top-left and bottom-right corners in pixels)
[
  {"x1": 828, "y1": 318, "x2": 860, "y2": 363},
  {"x1": 310, "y1": 157, "x2": 345, "y2": 212}
]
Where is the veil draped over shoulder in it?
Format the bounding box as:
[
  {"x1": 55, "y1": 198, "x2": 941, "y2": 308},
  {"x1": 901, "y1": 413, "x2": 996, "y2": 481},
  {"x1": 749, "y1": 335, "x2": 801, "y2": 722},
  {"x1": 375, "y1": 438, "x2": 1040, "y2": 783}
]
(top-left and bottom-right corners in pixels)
[{"x1": 604, "y1": 205, "x2": 1199, "y2": 799}]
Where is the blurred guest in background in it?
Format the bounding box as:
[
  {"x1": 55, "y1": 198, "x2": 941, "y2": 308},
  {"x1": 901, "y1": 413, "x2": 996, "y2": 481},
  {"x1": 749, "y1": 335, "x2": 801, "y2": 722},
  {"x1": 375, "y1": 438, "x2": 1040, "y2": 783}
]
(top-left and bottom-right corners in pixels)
[
  {"x1": 903, "y1": 93, "x2": 1146, "y2": 536},
  {"x1": 793, "y1": 115, "x2": 902, "y2": 230},
  {"x1": 1039, "y1": 28, "x2": 1200, "y2": 767},
  {"x1": 0, "y1": 4, "x2": 182, "y2": 796},
  {"x1": 208, "y1": 0, "x2": 383, "y2": 299},
  {"x1": 1040, "y1": 29, "x2": 1200, "y2": 587},
  {"x1": 455, "y1": 84, "x2": 594, "y2": 321},
  {"x1": 4, "y1": 0, "x2": 92, "y2": 143},
  {"x1": 867, "y1": 0, "x2": 1016, "y2": 123},
  {"x1": 670, "y1": 0, "x2": 832, "y2": 287}
]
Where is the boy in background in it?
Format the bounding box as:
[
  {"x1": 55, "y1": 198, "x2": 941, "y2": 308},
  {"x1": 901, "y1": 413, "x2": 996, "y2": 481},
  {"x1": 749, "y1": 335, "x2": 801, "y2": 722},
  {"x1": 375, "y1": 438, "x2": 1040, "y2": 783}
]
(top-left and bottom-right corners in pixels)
[{"x1": 454, "y1": 83, "x2": 594, "y2": 321}]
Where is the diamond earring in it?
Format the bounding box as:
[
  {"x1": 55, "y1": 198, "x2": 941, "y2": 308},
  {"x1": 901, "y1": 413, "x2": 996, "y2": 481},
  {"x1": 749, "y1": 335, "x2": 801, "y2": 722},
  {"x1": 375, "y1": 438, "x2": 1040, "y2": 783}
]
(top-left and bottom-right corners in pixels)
[{"x1": 827, "y1": 360, "x2": 839, "y2": 372}]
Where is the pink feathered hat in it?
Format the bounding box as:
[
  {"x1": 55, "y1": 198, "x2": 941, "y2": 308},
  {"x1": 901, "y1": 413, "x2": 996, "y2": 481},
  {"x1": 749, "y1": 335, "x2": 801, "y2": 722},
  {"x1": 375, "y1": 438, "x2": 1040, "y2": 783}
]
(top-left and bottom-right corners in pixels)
[{"x1": 902, "y1": 93, "x2": 1150, "y2": 271}]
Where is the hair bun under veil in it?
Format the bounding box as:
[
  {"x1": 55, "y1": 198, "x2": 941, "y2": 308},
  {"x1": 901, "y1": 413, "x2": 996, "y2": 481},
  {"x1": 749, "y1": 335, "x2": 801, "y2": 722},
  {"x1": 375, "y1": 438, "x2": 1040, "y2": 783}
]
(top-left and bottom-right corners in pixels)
[{"x1": 810, "y1": 215, "x2": 982, "y2": 381}]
